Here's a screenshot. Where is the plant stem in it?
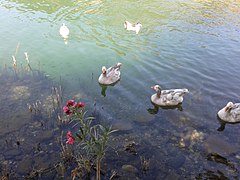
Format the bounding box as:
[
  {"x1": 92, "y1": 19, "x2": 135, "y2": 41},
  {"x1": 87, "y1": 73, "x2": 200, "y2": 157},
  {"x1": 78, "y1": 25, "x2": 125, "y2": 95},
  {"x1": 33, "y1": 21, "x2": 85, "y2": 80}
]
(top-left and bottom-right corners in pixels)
[{"x1": 96, "y1": 159, "x2": 101, "y2": 180}]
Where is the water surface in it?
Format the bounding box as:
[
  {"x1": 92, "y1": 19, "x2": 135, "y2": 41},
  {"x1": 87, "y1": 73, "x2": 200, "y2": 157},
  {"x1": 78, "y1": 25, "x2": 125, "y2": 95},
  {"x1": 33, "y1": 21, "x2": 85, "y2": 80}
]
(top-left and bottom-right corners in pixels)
[{"x1": 0, "y1": 0, "x2": 240, "y2": 179}]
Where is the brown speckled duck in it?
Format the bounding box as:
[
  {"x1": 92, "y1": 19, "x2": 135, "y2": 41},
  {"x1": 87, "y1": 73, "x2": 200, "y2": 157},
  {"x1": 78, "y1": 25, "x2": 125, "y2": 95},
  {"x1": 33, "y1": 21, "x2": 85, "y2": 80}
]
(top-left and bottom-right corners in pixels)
[
  {"x1": 151, "y1": 85, "x2": 189, "y2": 106},
  {"x1": 98, "y1": 63, "x2": 122, "y2": 85}
]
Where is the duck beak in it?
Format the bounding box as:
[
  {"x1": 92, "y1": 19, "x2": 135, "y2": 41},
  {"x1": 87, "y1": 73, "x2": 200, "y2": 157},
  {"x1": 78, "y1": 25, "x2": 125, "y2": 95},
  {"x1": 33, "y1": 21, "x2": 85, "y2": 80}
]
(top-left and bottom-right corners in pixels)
[
  {"x1": 151, "y1": 86, "x2": 154, "y2": 89},
  {"x1": 224, "y1": 107, "x2": 231, "y2": 112}
]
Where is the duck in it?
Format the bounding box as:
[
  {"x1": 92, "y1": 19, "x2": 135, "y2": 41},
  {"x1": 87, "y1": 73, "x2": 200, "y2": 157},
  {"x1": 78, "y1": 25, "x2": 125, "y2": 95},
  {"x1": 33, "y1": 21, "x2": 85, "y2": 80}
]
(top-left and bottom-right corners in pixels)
[
  {"x1": 217, "y1": 102, "x2": 240, "y2": 123},
  {"x1": 98, "y1": 63, "x2": 122, "y2": 85},
  {"x1": 151, "y1": 85, "x2": 189, "y2": 106},
  {"x1": 124, "y1": 21, "x2": 142, "y2": 34},
  {"x1": 59, "y1": 23, "x2": 69, "y2": 39}
]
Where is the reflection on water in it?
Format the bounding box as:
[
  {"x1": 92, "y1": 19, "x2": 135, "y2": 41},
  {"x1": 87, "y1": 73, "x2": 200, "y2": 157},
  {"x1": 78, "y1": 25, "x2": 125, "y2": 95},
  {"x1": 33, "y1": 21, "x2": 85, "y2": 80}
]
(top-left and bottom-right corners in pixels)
[
  {"x1": 100, "y1": 84, "x2": 108, "y2": 97},
  {"x1": 147, "y1": 103, "x2": 183, "y2": 115},
  {"x1": 99, "y1": 80, "x2": 121, "y2": 97},
  {"x1": 217, "y1": 117, "x2": 240, "y2": 132},
  {"x1": 0, "y1": 0, "x2": 240, "y2": 179}
]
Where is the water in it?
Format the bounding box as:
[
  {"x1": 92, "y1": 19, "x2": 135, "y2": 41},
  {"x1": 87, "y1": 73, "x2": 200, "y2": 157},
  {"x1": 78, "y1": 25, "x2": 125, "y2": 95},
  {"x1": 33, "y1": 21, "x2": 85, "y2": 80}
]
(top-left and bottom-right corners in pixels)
[{"x1": 0, "y1": 0, "x2": 240, "y2": 179}]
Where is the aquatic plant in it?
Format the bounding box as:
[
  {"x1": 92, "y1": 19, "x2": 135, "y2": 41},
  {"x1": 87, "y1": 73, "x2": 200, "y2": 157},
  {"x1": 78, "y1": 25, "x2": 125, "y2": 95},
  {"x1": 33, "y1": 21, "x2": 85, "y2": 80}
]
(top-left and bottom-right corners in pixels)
[{"x1": 63, "y1": 99, "x2": 116, "y2": 180}]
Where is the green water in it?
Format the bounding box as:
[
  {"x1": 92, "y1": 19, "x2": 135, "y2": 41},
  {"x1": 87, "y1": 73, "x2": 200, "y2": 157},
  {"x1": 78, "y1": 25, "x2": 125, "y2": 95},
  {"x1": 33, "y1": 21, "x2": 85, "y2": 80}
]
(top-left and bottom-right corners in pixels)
[{"x1": 0, "y1": 0, "x2": 240, "y2": 179}]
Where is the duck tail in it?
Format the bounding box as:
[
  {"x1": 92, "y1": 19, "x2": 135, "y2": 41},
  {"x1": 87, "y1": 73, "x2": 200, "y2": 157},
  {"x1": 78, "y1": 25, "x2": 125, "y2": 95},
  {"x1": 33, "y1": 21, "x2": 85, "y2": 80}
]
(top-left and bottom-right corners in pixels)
[
  {"x1": 113, "y1": 62, "x2": 122, "y2": 70},
  {"x1": 116, "y1": 62, "x2": 122, "y2": 67}
]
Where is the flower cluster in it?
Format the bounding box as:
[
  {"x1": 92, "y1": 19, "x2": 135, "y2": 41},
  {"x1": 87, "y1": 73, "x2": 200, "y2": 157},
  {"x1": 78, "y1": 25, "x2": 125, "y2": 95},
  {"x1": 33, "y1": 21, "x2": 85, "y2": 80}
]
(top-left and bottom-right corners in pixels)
[
  {"x1": 62, "y1": 99, "x2": 115, "y2": 179},
  {"x1": 63, "y1": 100, "x2": 85, "y2": 144},
  {"x1": 66, "y1": 131, "x2": 74, "y2": 145},
  {"x1": 63, "y1": 99, "x2": 85, "y2": 115}
]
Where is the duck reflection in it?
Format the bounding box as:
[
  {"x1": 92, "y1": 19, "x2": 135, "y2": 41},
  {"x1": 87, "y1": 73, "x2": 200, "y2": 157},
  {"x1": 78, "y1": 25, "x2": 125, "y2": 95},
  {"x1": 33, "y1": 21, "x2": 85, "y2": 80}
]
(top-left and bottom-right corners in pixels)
[
  {"x1": 217, "y1": 116, "x2": 240, "y2": 131},
  {"x1": 99, "y1": 80, "x2": 120, "y2": 97},
  {"x1": 100, "y1": 84, "x2": 108, "y2": 97},
  {"x1": 147, "y1": 102, "x2": 183, "y2": 115}
]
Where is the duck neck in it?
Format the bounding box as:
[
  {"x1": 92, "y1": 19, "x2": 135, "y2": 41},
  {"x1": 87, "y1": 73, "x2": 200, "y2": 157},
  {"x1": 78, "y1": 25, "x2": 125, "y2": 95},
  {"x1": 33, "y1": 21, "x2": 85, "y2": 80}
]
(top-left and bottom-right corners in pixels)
[
  {"x1": 102, "y1": 72, "x2": 107, "y2": 77},
  {"x1": 157, "y1": 90, "x2": 161, "y2": 98}
]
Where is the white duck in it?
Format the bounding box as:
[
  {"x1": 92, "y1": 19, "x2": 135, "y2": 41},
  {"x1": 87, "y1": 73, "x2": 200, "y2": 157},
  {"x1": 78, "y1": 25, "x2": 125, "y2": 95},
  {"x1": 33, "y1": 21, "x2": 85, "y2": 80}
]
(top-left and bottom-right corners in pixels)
[
  {"x1": 59, "y1": 23, "x2": 69, "y2": 39},
  {"x1": 151, "y1": 85, "x2": 189, "y2": 106},
  {"x1": 98, "y1": 63, "x2": 122, "y2": 85},
  {"x1": 217, "y1": 102, "x2": 240, "y2": 123},
  {"x1": 124, "y1": 21, "x2": 142, "y2": 34}
]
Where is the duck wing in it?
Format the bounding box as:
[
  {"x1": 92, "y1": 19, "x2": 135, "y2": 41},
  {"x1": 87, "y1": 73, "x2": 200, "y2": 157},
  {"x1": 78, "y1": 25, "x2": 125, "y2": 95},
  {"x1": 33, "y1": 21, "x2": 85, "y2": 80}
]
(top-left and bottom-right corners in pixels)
[
  {"x1": 106, "y1": 63, "x2": 121, "y2": 76},
  {"x1": 173, "y1": 88, "x2": 188, "y2": 96},
  {"x1": 231, "y1": 103, "x2": 240, "y2": 119},
  {"x1": 161, "y1": 89, "x2": 188, "y2": 102},
  {"x1": 161, "y1": 89, "x2": 188, "y2": 96}
]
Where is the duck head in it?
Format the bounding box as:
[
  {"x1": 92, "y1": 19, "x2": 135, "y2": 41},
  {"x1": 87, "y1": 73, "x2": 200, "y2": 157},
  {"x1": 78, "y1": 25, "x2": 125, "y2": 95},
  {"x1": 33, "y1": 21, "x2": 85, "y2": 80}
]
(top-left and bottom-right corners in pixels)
[
  {"x1": 124, "y1": 21, "x2": 142, "y2": 28},
  {"x1": 101, "y1": 66, "x2": 107, "y2": 75},
  {"x1": 135, "y1": 22, "x2": 142, "y2": 34},
  {"x1": 151, "y1": 85, "x2": 162, "y2": 98},
  {"x1": 224, "y1": 102, "x2": 234, "y2": 113},
  {"x1": 135, "y1": 22, "x2": 142, "y2": 28}
]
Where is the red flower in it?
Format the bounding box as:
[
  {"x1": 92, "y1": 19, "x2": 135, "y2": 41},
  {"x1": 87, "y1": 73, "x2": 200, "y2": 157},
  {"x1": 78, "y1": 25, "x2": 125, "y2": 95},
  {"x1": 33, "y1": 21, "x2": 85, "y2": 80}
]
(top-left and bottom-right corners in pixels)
[
  {"x1": 63, "y1": 106, "x2": 72, "y2": 115},
  {"x1": 66, "y1": 131, "x2": 72, "y2": 139},
  {"x1": 63, "y1": 106, "x2": 68, "y2": 112},
  {"x1": 78, "y1": 102, "x2": 85, "y2": 108},
  {"x1": 66, "y1": 137, "x2": 74, "y2": 145},
  {"x1": 66, "y1": 131, "x2": 74, "y2": 145},
  {"x1": 73, "y1": 102, "x2": 85, "y2": 108},
  {"x1": 66, "y1": 100, "x2": 75, "y2": 107},
  {"x1": 73, "y1": 102, "x2": 78, "y2": 108}
]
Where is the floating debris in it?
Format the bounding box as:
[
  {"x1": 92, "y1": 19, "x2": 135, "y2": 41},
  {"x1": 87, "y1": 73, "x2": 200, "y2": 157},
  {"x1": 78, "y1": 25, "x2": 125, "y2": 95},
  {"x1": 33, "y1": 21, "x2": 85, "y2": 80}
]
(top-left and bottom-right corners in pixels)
[
  {"x1": 140, "y1": 156, "x2": 150, "y2": 172},
  {"x1": 124, "y1": 141, "x2": 137, "y2": 155},
  {"x1": 179, "y1": 129, "x2": 204, "y2": 148},
  {"x1": 12, "y1": 55, "x2": 17, "y2": 67}
]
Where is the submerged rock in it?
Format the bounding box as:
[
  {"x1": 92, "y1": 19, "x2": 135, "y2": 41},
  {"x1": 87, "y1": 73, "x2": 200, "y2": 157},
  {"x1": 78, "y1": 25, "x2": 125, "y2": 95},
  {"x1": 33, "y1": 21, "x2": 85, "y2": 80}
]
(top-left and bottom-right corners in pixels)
[
  {"x1": 133, "y1": 112, "x2": 154, "y2": 123},
  {"x1": 166, "y1": 154, "x2": 186, "y2": 170},
  {"x1": 164, "y1": 172, "x2": 180, "y2": 180},
  {"x1": 4, "y1": 149, "x2": 21, "y2": 160},
  {"x1": 11, "y1": 85, "x2": 31, "y2": 100},
  {"x1": 34, "y1": 130, "x2": 53, "y2": 142},
  {"x1": 17, "y1": 156, "x2": 33, "y2": 175},
  {"x1": 204, "y1": 135, "x2": 238, "y2": 156},
  {"x1": 121, "y1": 164, "x2": 138, "y2": 174},
  {"x1": 112, "y1": 120, "x2": 133, "y2": 131}
]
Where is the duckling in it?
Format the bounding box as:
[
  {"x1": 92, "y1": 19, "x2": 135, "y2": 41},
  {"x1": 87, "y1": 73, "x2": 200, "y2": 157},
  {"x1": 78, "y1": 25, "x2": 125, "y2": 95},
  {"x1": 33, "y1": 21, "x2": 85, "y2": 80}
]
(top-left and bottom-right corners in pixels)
[
  {"x1": 151, "y1": 85, "x2": 189, "y2": 106},
  {"x1": 59, "y1": 23, "x2": 69, "y2": 39},
  {"x1": 124, "y1": 21, "x2": 142, "y2": 34},
  {"x1": 98, "y1": 63, "x2": 122, "y2": 85},
  {"x1": 217, "y1": 102, "x2": 240, "y2": 123}
]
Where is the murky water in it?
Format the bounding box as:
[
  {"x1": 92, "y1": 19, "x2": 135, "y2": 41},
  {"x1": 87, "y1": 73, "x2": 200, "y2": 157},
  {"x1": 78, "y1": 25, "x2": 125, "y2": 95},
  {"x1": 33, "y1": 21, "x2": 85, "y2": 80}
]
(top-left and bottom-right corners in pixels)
[{"x1": 0, "y1": 0, "x2": 240, "y2": 179}]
